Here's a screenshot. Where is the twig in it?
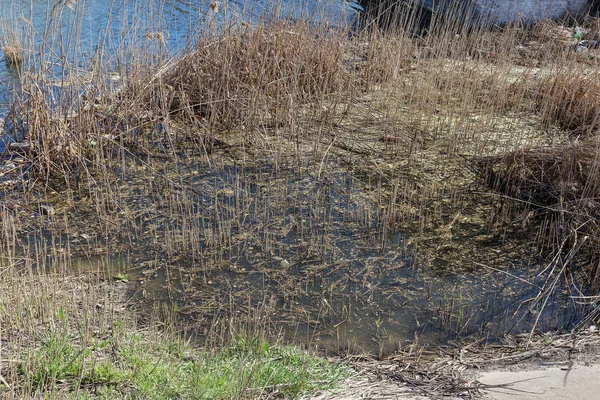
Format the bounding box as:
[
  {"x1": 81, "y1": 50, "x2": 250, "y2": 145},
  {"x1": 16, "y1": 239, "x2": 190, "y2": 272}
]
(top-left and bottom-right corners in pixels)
[
  {"x1": 0, "y1": 374, "x2": 10, "y2": 390},
  {"x1": 474, "y1": 262, "x2": 541, "y2": 290},
  {"x1": 317, "y1": 136, "x2": 337, "y2": 180},
  {"x1": 527, "y1": 236, "x2": 588, "y2": 345}
]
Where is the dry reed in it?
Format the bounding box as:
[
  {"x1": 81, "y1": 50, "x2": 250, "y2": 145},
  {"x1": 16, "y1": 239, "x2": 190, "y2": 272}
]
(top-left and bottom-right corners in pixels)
[
  {"x1": 537, "y1": 68, "x2": 600, "y2": 134},
  {"x1": 161, "y1": 20, "x2": 356, "y2": 129},
  {"x1": 2, "y1": 1, "x2": 600, "y2": 373}
]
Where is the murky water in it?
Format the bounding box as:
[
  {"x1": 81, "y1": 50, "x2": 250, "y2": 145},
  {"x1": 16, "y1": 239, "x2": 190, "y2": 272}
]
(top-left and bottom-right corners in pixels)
[{"x1": 49, "y1": 153, "x2": 589, "y2": 355}]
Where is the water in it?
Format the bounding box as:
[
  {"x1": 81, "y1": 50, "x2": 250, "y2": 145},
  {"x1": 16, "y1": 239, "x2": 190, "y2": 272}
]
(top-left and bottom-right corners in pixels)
[
  {"x1": 0, "y1": 0, "x2": 359, "y2": 149},
  {"x1": 32, "y1": 155, "x2": 589, "y2": 355}
]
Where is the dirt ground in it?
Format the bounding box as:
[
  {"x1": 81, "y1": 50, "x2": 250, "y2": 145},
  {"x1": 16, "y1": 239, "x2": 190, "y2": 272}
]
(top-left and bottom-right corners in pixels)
[{"x1": 477, "y1": 332, "x2": 600, "y2": 400}]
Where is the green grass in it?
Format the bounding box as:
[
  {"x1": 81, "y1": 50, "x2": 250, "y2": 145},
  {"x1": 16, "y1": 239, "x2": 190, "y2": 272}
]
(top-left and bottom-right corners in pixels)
[{"x1": 12, "y1": 330, "x2": 351, "y2": 399}]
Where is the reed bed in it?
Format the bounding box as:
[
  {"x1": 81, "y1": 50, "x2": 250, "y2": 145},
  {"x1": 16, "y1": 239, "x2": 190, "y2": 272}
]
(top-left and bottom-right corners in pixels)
[
  {"x1": 163, "y1": 21, "x2": 356, "y2": 129},
  {"x1": 537, "y1": 68, "x2": 600, "y2": 134},
  {"x1": 475, "y1": 141, "x2": 600, "y2": 285},
  {"x1": 2, "y1": 1, "x2": 600, "y2": 396}
]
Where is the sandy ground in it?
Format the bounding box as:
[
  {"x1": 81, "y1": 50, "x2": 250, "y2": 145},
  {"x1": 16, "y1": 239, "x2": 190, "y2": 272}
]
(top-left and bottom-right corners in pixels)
[
  {"x1": 307, "y1": 378, "x2": 432, "y2": 400},
  {"x1": 477, "y1": 331, "x2": 600, "y2": 399},
  {"x1": 309, "y1": 362, "x2": 600, "y2": 400}
]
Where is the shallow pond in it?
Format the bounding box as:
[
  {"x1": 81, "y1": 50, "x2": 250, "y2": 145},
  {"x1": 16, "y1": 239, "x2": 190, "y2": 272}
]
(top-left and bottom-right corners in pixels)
[
  {"x1": 0, "y1": 0, "x2": 592, "y2": 356},
  {"x1": 43, "y1": 149, "x2": 589, "y2": 356}
]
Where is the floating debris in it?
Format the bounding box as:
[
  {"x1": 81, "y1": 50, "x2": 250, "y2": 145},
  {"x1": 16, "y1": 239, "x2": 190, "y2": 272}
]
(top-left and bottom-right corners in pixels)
[
  {"x1": 577, "y1": 39, "x2": 600, "y2": 52},
  {"x1": 2, "y1": 45, "x2": 22, "y2": 66},
  {"x1": 7, "y1": 141, "x2": 31, "y2": 153}
]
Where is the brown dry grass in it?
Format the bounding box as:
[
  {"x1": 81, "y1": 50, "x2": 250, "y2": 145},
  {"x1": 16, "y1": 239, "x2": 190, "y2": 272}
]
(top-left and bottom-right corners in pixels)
[
  {"x1": 1, "y1": 45, "x2": 22, "y2": 66},
  {"x1": 7, "y1": 13, "x2": 575, "y2": 172},
  {"x1": 475, "y1": 140, "x2": 600, "y2": 284},
  {"x1": 163, "y1": 21, "x2": 356, "y2": 129},
  {"x1": 537, "y1": 68, "x2": 600, "y2": 134},
  {"x1": 8, "y1": 9, "x2": 597, "y2": 259},
  {"x1": 479, "y1": 143, "x2": 600, "y2": 207}
]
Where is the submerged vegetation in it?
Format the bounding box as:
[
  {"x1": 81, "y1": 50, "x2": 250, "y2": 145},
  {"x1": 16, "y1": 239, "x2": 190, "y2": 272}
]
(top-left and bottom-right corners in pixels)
[{"x1": 1, "y1": 0, "x2": 600, "y2": 396}]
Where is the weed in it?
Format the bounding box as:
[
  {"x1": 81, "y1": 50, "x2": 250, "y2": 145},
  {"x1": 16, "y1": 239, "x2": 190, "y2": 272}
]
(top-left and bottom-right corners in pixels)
[{"x1": 12, "y1": 322, "x2": 350, "y2": 398}]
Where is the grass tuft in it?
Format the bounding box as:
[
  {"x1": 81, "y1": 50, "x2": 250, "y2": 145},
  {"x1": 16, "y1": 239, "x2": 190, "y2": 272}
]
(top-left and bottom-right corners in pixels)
[
  {"x1": 13, "y1": 330, "x2": 350, "y2": 399},
  {"x1": 1, "y1": 45, "x2": 22, "y2": 66},
  {"x1": 537, "y1": 68, "x2": 600, "y2": 134}
]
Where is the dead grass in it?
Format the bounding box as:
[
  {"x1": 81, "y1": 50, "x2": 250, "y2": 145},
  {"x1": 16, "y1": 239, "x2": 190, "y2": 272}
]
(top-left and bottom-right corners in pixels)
[
  {"x1": 537, "y1": 68, "x2": 600, "y2": 134},
  {"x1": 2, "y1": 1, "x2": 600, "y2": 374},
  {"x1": 163, "y1": 21, "x2": 356, "y2": 129},
  {"x1": 478, "y1": 143, "x2": 600, "y2": 207},
  {"x1": 1, "y1": 45, "x2": 22, "y2": 66},
  {"x1": 5, "y1": 10, "x2": 573, "y2": 173},
  {"x1": 0, "y1": 17, "x2": 24, "y2": 68},
  {"x1": 475, "y1": 140, "x2": 600, "y2": 274}
]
